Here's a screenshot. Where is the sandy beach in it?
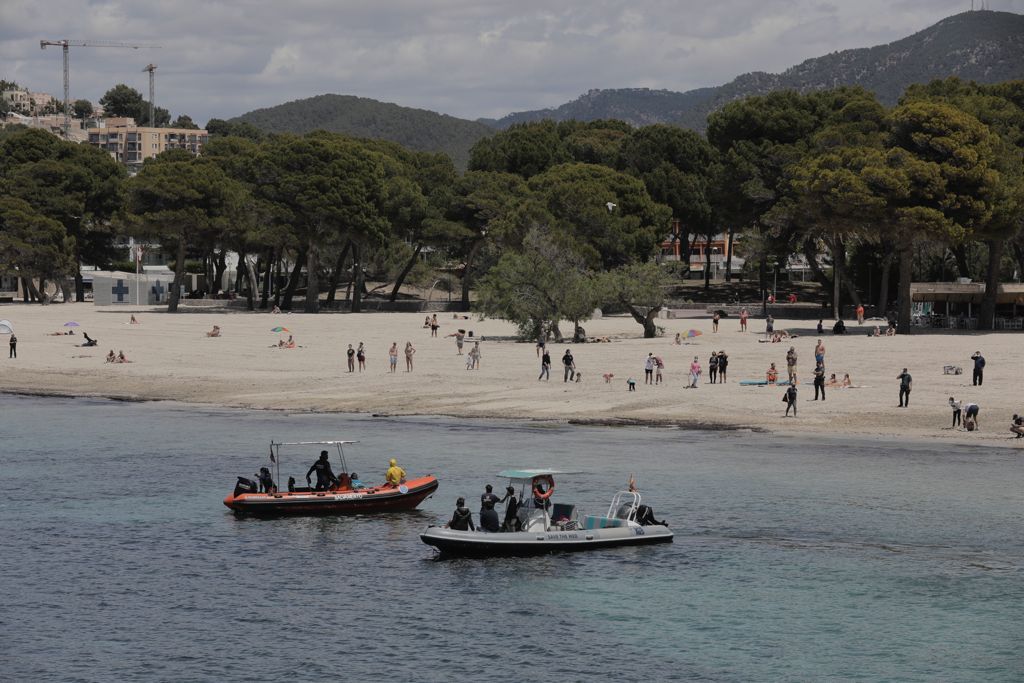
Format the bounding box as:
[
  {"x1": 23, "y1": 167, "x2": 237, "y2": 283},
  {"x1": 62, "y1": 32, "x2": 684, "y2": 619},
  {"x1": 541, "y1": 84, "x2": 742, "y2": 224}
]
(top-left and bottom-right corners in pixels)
[{"x1": 1, "y1": 303, "x2": 1021, "y2": 447}]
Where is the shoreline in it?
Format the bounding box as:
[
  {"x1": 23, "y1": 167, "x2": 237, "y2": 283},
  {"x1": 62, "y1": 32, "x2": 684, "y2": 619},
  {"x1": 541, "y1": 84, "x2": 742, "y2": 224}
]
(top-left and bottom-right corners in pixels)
[{"x1": 1, "y1": 304, "x2": 1022, "y2": 450}]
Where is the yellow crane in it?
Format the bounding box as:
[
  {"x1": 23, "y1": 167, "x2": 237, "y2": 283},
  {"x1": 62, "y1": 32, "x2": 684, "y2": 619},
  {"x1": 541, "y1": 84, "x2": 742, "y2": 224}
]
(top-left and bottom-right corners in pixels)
[{"x1": 39, "y1": 39, "x2": 160, "y2": 138}]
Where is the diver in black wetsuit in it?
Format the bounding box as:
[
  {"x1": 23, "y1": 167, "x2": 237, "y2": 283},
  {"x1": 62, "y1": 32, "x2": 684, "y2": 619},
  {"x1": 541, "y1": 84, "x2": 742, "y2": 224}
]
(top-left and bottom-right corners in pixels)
[
  {"x1": 306, "y1": 450, "x2": 339, "y2": 490},
  {"x1": 635, "y1": 504, "x2": 668, "y2": 527},
  {"x1": 256, "y1": 467, "x2": 276, "y2": 493},
  {"x1": 448, "y1": 497, "x2": 475, "y2": 531},
  {"x1": 500, "y1": 485, "x2": 520, "y2": 532}
]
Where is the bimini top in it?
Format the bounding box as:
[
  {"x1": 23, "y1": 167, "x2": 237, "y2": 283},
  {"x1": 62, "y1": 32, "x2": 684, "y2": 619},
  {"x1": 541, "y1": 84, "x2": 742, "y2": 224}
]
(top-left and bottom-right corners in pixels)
[{"x1": 498, "y1": 469, "x2": 579, "y2": 479}]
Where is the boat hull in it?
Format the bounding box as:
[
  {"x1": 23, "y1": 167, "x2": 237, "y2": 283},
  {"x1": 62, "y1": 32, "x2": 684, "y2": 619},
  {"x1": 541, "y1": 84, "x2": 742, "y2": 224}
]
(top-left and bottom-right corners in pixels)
[
  {"x1": 420, "y1": 524, "x2": 673, "y2": 557},
  {"x1": 224, "y1": 476, "x2": 439, "y2": 518}
]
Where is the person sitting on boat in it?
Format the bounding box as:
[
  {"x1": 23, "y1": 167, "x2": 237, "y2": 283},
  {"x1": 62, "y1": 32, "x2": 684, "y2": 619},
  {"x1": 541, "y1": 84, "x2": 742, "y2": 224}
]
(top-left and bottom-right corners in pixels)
[
  {"x1": 350, "y1": 472, "x2": 366, "y2": 489},
  {"x1": 500, "y1": 485, "x2": 520, "y2": 532},
  {"x1": 306, "y1": 451, "x2": 339, "y2": 491},
  {"x1": 256, "y1": 467, "x2": 276, "y2": 494},
  {"x1": 384, "y1": 458, "x2": 406, "y2": 487},
  {"x1": 635, "y1": 504, "x2": 668, "y2": 527},
  {"x1": 447, "y1": 497, "x2": 475, "y2": 531},
  {"x1": 479, "y1": 499, "x2": 500, "y2": 533}
]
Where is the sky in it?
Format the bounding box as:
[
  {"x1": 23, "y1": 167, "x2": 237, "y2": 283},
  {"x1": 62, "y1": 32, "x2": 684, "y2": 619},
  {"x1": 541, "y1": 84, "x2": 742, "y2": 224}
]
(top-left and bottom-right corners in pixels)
[{"x1": 1, "y1": 0, "x2": 1021, "y2": 125}]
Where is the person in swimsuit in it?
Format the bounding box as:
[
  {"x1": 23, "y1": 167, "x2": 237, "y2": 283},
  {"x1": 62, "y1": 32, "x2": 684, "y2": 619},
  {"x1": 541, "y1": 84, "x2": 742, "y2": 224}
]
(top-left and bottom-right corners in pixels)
[
  {"x1": 717, "y1": 351, "x2": 728, "y2": 383},
  {"x1": 644, "y1": 353, "x2": 655, "y2": 385},
  {"x1": 712, "y1": 311, "x2": 720, "y2": 333},
  {"x1": 841, "y1": 373, "x2": 852, "y2": 387},
  {"x1": 430, "y1": 314, "x2": 439, "y2": 337},
  {"x1": 404, "y1": 341, "x2": 415, "y2": 372},
  {"x1": 357, "y1": 342, "x2": 366, "y2": 371},
  {"x1": 708, "y1": 352, "x2": 718, "y2": 384},
  {"x1": 388, "y1": 343, "x2": 398, "y2": 373},
  {"x1": 814, "y1": 339, "x2": 825, "y2": 368},
  {"x1": 346, "y1": 344, "x2": 355, "y2": 372},
  {"x1": 766, "y1": 362, "x2": 778, "y2": 383},
  {"x1": 786, "y1": 347, "x2": 797, "y2": 384},
  {"x1": 446, "y1": 330, "x2": 465, "y2": 355},
  {"x1": 654, "y1": 356, "x2": 664, "y2": 385},
  {"x1": 739, "y1": 308, "x2": 748, "y2": 332}
]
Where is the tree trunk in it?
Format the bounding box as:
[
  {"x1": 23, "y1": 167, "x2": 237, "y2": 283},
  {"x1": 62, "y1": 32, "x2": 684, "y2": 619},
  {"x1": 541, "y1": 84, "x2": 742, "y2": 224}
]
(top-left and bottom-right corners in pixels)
[
  {"x1": 977, "y1": 238, "x2": 1003, "y2": 331},
  {"x1": 259, "y1": 248, "x2": 273, "y2": 309},
  {"x1": 212, "y1": 249, "x2": 227, "y2": 296},
  {"x1": 304, "y1": 241, "x2": 320, "y2": 313},
  {"x1": 952, "y1": 243, "x2": 971, "y2": 280},
  {"x1": 351, "y1": 243, "x2": 364, "y2": 313},
  {"x1": 896, "y1": 242, "x2": 914, "y2": 334},
  {"x1": 168, "y1": 237, "x2": 186, "y2": 313},
  {"x1": 876, "y1": 244, "x2": 893, "y2": 315},
  {"x1": 461, "y1": 239, "x2": 484, "y2": 308},
  {"x1": 703, "y1": 234, "x2": 712, "y2": 290},
  {"x1": 725, "y1": 224, "x2": 736, "y2": 282},
  {"x1": 627, "y1": 304, "x2": 661, "y2": 338},
  {"x1": 281, "y1": 249, "x2": 305, "y2": 310},
  {"x1": 243, "y1": 254, "x2": 259, "y2": 312},
  {"x1": 38, "y1": 278, "x2": 48, "y2": 304},
  {"x1": 75, "y1": 271, "x2": 85, "y2": 303},
  {"x1": 272, "y1": 253, "x2": 283, "y2": 307},
  {"x1": 803, "y1": 238, "x2": 833, "y2": 292},
  {"x1": 326, "y1": 242, "x2": 351, "y2": 306},
  {"x1": 25, "y1": 278, "x2": 42, "y2": 303},
  {"x1": 390, "y1": 242, "x2": 423, "y2": 302},
  {"x1": 759, "y1": 257, "x2": 767, "y2": 316}
]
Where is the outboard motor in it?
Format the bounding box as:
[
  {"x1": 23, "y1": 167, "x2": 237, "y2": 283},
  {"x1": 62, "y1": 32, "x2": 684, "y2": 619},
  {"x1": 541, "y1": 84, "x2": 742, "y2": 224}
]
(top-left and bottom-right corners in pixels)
[{"x1": 234, "y1": 476, "x2": 258, "y2": 497}]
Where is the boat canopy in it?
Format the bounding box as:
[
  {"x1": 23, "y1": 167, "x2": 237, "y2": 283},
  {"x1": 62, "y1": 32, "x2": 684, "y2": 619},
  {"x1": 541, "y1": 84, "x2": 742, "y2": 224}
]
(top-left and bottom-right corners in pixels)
[
  {"x1": 498, "y1": 469, "x2": 579, "y2": 480},
  {"x1": 272, "y1": 440, "x2": 359, "y2": 446}
]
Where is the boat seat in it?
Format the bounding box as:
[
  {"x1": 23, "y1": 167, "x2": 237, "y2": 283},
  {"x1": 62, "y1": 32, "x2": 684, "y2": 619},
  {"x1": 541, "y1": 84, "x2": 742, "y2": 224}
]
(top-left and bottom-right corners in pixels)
[{"x1": 583, "y1": 515, "x2": 627, "y2": 530}]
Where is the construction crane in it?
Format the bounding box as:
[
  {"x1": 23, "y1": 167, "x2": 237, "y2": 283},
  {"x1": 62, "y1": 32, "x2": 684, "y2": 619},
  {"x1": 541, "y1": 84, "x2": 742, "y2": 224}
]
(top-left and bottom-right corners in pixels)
[
  {"x1": 39, "y1": 39, "x2": 160, "y2": 138},
  {"x1": 142, "y1": 64, "x2": 157, "y2": 127}
]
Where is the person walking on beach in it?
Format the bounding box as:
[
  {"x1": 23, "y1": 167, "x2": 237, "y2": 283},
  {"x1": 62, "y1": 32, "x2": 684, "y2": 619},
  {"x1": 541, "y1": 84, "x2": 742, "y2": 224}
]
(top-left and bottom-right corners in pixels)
[
  {"x1": 468, "y1": 341, "x2": 481, "y2": 369},
  {"x1": 562, "y1": 349, "x2": 576, "y2": 382},
  {"x1": 405, "y1": 341, "x2": 416, "y2": 371},
  {"x1": 9, "y1": 333, "x2": 16, "y2": 359},
  {"x1": 430, "y1": 314, "x2": 439, "y2": 338},
  {"x1": 712, "y1": 311, "x2": 720, "y2": 333},
  {"x1": 813, "y1": 361, "x2": 826, "y2": 401},
  {"x1": 814, "y1": 339, "x2": 825, "y2": 369},
  {"x1": 446, "y1": 329, "x2": 465, "y2": 355},
  {"x1": 784, "y1": 384, "x2": 798, "y2": 417},
  {"x1": 644, "y1": 353, "x2": 655, "y2": 385},
  {"x1": 897, "y1": 368, "x2": 912, "y2": 407},
  {"x1": 717, "y1": 351, "x2": 729, "y2": 383},
  {"x1": 949, "y1": 396, "x2": 962, "y2": 428},
  {"x1": 388, "y1": 342, "x2": 399, "y2": 373},
  {"x1": 688, "y1": 356, "x2": 701, "y2": 388},
  {"x1": 971, "y1": 351, "x2": 985, "y2": 386},
  {"x1": 357, "y1": 342, "x2": 366, "y2": 372},
  {"x1": 654, "y1": 356, "x2": 664, "y2": 385},
  {"x1": 538, "y1": 349, "x2": 551, "y2": 381},
  {"x1": 786, "y1": 346, "x2": 798, "y2": 384},
  {"x1": 739, "y1": 308, "x2": 748, "y2": 332},
  {"x1": 346, "y1": 344, "x2": 355, "y2": 373},
  {"x1": 856, "y1": 304, "x2": 865, "y2": 324},
  {"x1": 708, "y1": 351, "x2": 718, "y2": 384}
]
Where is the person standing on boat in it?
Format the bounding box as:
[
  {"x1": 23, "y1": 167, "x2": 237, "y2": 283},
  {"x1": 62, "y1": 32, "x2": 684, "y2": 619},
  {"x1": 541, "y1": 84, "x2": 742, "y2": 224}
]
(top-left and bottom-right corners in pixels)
[
  {"x1": 500, "y1": 485, "x2": 520, "y2": 532},
  {"x1": 256, "y1": 467, "x2": 276, "y2": 493},
  {"x1": 447, "y1": 497, "x2": 475, "y2": 531},
  {"x1": 385, "y1": 458, "x2": 406, "y2": 487},
  {"x1": 306, "y1": 451, "x2": 339, "y2": 490},
  {"x1": 480, "y1": 484, "x2": 500, "y2": 514}
]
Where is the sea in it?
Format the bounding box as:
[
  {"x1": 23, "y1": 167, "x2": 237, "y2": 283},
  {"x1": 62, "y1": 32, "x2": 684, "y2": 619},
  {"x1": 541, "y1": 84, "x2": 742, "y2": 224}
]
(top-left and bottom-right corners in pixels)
[{"x1": 1, "y1": 394, "x2": 1021, "y2": 682}]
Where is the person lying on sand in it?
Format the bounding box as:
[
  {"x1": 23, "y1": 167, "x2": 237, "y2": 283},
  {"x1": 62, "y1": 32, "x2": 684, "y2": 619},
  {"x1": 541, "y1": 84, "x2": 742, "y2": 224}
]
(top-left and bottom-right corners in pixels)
[
  {"x1": 206, "y1": 325, "x2": 221, "y2": 338},
  {"x1": 48, "y1": 330, "x2": 74, "y2": 336}
]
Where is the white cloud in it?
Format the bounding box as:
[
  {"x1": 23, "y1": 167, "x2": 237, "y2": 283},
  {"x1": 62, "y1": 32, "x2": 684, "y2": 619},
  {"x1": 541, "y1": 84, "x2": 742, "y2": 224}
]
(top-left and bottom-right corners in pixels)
[{"x1": 0, "y1": 0, "x2": 1019, "y2": 124}]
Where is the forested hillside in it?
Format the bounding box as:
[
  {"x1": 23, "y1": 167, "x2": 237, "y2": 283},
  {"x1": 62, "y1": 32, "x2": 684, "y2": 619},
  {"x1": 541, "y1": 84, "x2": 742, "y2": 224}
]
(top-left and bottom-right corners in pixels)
[
  {"x1": 490, "y1": 10, "x2": 1024, "y2": 131},
  {"x1": 229, "y1": 94, "x2": 494, "y2": 168}
]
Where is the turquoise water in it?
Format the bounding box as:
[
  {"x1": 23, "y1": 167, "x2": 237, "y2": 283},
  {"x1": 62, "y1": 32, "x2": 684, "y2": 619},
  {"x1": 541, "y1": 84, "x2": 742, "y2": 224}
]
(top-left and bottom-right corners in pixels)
[{"x1": 1, "y1": 395, "x2": 1021, "y2": 682}]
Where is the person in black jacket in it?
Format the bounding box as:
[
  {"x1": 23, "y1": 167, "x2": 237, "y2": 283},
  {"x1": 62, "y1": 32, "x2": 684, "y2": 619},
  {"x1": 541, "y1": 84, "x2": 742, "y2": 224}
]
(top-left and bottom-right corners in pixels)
[
  {"x1": 448, "y1": 497, "x2": 475, "y2": 531},
  {"x1": 306, "y1": 451, "x2": 339, "y2": 490},
  {"x1": 971, "y1": 351, "x2": 985, "y2": 386}
]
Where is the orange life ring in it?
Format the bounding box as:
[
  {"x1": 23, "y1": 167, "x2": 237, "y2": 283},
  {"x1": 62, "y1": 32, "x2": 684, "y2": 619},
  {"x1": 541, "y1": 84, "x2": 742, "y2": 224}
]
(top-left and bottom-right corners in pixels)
[{"x1": 532, "y1": 475, "x2": 555, "y2": 500}]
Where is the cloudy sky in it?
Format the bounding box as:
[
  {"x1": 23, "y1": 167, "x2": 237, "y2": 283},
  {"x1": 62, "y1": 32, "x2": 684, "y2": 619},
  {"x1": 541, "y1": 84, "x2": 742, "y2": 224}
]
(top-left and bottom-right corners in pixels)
[{"x1": 1, "y1": 0, "x2": 1020, "y2": 125}]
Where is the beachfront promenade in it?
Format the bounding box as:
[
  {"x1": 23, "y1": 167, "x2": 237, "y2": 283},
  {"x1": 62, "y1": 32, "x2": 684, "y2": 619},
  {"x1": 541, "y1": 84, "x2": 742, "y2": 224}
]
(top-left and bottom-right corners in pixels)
[{"x1": 1, "y1": 304, "x2": 1020, "y2": 447}]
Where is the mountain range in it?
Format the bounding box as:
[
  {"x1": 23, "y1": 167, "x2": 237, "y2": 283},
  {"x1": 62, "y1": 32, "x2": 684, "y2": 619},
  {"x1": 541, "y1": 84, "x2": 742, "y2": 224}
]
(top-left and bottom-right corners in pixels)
[{"x1": 229, "y1": 10, "x2": 1024, "y2": 165}]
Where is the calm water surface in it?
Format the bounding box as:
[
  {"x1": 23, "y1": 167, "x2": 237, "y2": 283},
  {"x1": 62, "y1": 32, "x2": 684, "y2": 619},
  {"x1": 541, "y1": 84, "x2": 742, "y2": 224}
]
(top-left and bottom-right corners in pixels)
[{"x1": 1, "y1": 395, "x2": 1021, "y2": 682}]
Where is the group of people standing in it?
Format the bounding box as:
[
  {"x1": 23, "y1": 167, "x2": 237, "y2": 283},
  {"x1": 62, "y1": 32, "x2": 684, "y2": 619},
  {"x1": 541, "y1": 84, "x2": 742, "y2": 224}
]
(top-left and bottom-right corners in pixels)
[{"x1": 447, "y1": 483, "x2": 522, "y2": 533}]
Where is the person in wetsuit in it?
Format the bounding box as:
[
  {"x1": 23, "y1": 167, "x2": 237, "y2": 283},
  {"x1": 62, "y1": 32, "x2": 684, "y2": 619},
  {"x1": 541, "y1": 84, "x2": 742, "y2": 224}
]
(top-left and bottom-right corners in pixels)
[
  {"x1": 448, "y1": 497, "x2": 475, "y2": 531},
  {"x1": 635, "y1": 504, "x2": 668, "y2": 527},
  {"x1": 500, "y1": 485, "x2": 520, "y2": 532},
  {"x1": 256, "y1": 467, "x2": 276, "y2": 493},
  {"x1": 479, "y1": 500, "x2": 500, "y2": 532},
  {"x1": 306, "y1": 450, "x2": 339, "y2": 490}
]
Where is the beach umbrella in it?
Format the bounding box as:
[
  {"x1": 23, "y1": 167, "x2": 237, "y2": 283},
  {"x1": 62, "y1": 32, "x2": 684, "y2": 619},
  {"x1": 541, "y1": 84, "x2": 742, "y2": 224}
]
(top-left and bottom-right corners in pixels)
[
  {"x1": 271, "y1": 326, "x2": 290, "y2": 333},
  {"x1": 64, "y1": 321, "x2": 79, "y2": 327},
  {"x1": 686, "y1": 329, "x2": 702, "y2": 338},
  {"x1": 0, "y1": 319, "x2": 12, "y2": 334}
]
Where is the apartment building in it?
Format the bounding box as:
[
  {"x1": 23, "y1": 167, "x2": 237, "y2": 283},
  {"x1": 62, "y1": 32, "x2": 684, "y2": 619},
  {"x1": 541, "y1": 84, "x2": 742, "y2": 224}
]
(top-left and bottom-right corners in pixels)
[
  {"x1": 1, "y1": 90, "x2": 57, "y2": 114},
  {"x1": 87, "y1": 118, "x2": 208, "y2": 165}
]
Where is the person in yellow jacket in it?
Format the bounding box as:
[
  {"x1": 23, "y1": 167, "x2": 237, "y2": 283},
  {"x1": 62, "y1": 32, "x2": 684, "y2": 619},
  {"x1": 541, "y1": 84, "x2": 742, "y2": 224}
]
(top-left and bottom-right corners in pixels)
[{"x1": 385, "y1": 458, "x2": 406, "y2": 487}]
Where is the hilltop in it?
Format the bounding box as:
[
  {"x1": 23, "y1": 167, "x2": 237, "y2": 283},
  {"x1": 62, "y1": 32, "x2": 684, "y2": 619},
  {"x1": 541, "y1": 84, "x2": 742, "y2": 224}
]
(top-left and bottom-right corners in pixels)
[{"x1": 229, "y1": 94, "x2": 494, "y2": 168}]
